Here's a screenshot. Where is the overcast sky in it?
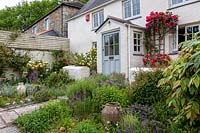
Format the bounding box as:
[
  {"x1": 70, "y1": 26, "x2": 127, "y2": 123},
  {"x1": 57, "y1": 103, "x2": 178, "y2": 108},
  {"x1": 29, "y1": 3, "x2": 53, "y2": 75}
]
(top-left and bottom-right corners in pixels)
[{"x1": 0, "y1": 0, "x2": 38, "y2": 10}]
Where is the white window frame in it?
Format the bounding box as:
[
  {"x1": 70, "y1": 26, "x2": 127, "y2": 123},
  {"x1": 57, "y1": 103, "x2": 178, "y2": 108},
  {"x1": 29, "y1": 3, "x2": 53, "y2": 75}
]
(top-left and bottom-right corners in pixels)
[
  {"x1": 44, "y1": 17, "x2": 50, "y2": 30},
  {"x1": 185, "y1": 24, "x2": 200, "y2": 40},
  {"x1": 123, "y1": 0, "x2": 140, "y2": 19},
  {"x1": 92, "y1": 10, "x2": 104, "y2": 29},
  {"x1": 169, "y1": 34, "x2": 178, "y2": 53},
  {"x1": 133, "y1": 31, "x2": 143, "y2": 54},
  {"x1": 169, "y1": 0, "x2": 192, "y2": 7},
  {"x1": 32, "y1": 26, "x2": 37, "y2": 34}
]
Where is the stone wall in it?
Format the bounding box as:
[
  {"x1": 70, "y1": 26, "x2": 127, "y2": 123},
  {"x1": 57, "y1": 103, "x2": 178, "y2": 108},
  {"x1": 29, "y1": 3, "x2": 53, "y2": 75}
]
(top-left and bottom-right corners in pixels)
[{"x1": 26, "y1": 5, "x2": 80, "y2": 37}]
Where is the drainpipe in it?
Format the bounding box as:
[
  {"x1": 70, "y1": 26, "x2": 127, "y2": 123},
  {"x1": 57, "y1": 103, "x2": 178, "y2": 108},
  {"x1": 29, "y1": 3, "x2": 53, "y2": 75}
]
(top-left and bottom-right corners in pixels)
[{"x1": 126, "y1": 24, "x2": 131, "y2": 82}]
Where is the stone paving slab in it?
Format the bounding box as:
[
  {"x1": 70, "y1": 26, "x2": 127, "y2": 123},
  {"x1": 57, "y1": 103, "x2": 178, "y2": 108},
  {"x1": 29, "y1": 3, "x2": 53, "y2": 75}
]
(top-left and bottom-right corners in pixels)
[
  {"x1": 0, "y1": 111, "x2": 19, "y2": 124},
  {"x1": 0, "y1": 126, "x2": 20, "y2": 133},
  {"x1": 0, "y1": 117, "x2": 6, "y2": 129},
  {"x1": 14, "y1": 104, "x2": 40, "y2": 115}
]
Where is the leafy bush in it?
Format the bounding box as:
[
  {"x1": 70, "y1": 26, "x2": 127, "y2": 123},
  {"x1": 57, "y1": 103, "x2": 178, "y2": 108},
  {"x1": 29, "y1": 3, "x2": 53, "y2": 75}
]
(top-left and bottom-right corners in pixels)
[
  {"x1": 73, "y1": 98, "x2": 95, "y2": 119},
  {"x1": 69, "y1": 120, "x2": 103, "y2": 133},
  {"x1": 51, "y1": 50, "x2": 76, "y2": 72},
  {"x1": 131, "y1": 70, "x2": 165, "y2": 105},
  {"x1": 67, "y1": 79, "x2": 96, "y2": 101},
  {"x1": 44, "y1": 69, "x2": 74, "y2": 87},
  {"x1": 158, "y1": 37, "x2": 200, "y2": 129},
  {"x1": 93, "y1": 86, "x2": 129, "y2": 111},
  {"x1": 119, "y1": 114, "x2": 141, "y2": 133},
  {"x1": 14, "y1": 101, "x2": 72, "y2": 133},
  {"x1": 32, "y1": 88, "x2": 54, "y2": 103},
  {"x1": 75, "y1": 48, "x2": 97, "y2": 71}
]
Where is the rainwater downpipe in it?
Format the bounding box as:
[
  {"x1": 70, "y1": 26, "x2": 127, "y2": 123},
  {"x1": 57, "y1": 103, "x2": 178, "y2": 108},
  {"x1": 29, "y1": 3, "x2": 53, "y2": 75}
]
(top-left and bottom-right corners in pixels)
[{"x1": 126, "y1": 24, "x2": 131, "y2": 82}]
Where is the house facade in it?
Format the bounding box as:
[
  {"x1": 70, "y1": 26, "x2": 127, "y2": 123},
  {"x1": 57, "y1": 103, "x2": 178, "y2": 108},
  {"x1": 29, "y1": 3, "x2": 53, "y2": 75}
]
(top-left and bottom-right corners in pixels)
[
  {"x1": 68, "y1": 0, "x2": 200, "y2": 80},
  {"x1": 25, "y1": 1, "x2": 83, "y2": 37}
]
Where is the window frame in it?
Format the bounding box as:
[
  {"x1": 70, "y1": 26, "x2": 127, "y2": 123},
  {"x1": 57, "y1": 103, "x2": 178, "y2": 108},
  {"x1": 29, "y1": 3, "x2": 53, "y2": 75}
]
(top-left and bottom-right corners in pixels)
[
  {"x1": 123, "y1": 0, "x2": 141, "y2": 19},
  {"x1": 32, "y1": 25, "x2": 37, "y2": 34},
  {"x1": 44, "y1": 17, "x2": 50, "y2": 30},
  {"x1": 92, "y1": 10, "x2": 104, "y2": 29},
  {"x1": 185, "y1": 24, "x2": 200, "y2": 40},
  {"x1": 133, "y1": 31, "x2": 143, "y2": 54},
  {"x1": 169, "y1": 0, "x2": 192, "y2": 7},
  {"x1": 169, "y1": 33, "x2": 178, "y2": 53}
]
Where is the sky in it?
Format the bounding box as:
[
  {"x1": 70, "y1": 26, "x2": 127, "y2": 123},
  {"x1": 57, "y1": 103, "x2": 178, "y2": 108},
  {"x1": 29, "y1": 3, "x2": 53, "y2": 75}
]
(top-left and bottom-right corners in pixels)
[{"x1": 0, "y1": 0, "x2": 38, "y2": 10}]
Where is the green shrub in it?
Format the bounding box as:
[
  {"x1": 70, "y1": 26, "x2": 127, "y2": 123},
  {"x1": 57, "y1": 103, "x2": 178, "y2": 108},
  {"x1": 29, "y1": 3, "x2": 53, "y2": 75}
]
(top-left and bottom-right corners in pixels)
[
  {"x1": 44, "y1": 69, "x2": 74, "y2": 87},
  {"x1": 69, "y1": 120, "x2": 103, "y2": 133},
  {"x1": 67, "y1": 79, "x2": 96, "y2": 101},
  {"x1": 32, "y1": 88, "x2": 54, "y2": 103},
  {"x1": 158, "y1": 37, "x2": 200, "y2": 129},
  {"x1": 73, "y1": 98, "x2": 95, "y2": 119},
  {"x1": 93, "y1": 86, "x2": 129, "y2": 111},
  {"x1": 119, "y1": 114, "x2": 141, "y2": 132},
  {"x1": 14, "y1": 101, "x2": 72, "y2": 133},
  {"x1": 131, "y1": 70, "x2": 165, "y2": 105}
]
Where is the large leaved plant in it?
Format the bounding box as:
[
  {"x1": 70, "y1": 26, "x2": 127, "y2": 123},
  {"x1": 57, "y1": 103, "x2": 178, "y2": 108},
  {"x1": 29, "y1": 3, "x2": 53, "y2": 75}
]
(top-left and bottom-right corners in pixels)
[{"x1": 158, "y1": 35, "x2": 200, "y2": 129}]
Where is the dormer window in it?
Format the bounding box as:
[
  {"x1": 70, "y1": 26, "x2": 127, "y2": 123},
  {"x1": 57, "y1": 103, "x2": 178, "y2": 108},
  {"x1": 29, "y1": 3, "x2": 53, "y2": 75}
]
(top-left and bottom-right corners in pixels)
[
  {"x1": 92, "y1": 10, "x2": 104, "y2": 29},
  {"x1": 44, "y1": 18, "x2": 50, "y2": 30},
  {"x1": 123, "y1": 0, "x2": 140, "y2": 19}
]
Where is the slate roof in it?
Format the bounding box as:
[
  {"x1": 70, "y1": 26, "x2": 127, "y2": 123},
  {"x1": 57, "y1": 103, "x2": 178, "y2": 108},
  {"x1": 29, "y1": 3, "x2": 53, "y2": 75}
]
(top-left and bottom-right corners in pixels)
[
  {"x1": 24, "y1": 1, "x2": 84, "y2": 31},
  {"x1": 73, "y1": 0, "x2": 113, "y2": 18}
]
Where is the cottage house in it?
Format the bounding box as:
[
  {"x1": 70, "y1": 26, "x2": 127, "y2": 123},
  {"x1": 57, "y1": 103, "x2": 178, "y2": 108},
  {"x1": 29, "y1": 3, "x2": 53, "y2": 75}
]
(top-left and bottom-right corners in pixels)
[
  {"x1": 67, "y1": 0, "x2": 200, "y2": 80},
  {"x1": 25, "y1": 1, "x2": 83, "y2": 37}
]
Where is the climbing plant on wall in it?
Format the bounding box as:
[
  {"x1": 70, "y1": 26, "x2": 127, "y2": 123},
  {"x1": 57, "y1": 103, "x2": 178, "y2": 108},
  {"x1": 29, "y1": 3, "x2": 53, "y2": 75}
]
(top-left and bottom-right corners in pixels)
[{"x1": 145, "y1": 11, "x2": 178, "y2": 55}]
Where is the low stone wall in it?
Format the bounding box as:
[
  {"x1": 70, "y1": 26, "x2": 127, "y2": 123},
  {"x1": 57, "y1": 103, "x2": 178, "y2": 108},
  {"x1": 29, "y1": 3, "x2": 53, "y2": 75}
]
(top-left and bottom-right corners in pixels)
[{"x1": 63, "y1": 66, "x2": 90, "y2": 80}]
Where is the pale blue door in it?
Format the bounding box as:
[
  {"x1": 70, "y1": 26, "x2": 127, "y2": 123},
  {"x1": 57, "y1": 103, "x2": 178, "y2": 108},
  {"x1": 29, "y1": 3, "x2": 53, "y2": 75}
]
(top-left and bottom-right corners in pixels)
[{"x1": 102, "y1": 31, "x2": 120, "y2": 74}]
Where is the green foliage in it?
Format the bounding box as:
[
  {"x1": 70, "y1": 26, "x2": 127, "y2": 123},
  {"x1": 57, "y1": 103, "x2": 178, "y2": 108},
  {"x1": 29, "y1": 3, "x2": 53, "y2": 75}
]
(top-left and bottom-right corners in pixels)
[
  {"x1": 69, "y1": 120, "x2": 104, "y2": 133},
  {"x1": 93, "y1": 86, "x2": 129, "y2": 111},
  {"x1": 0, "y1": 43, "x2": 30, "y2": 76},
  {"x1": 32, "y1": 88, "x2": 54, "y2": 103},
  {"x1": 44, "y1": 70, "x2": 74, "y2": 87},
  {"x1": 0, "y1": 0, "x2": 61, "y2": 31},
  {"x1": 75, "y1": 48, "x2": 97, "y2": 71},
  {"x1": 73, "y1": 98, "x2": 95, "y2": 120},
  {"x1": 51, "y1": 50, "x2": 76, "y2": 72},
  {"x1": 131, "y1": 70, "x2": 165, "y2": 105},
  {"x1": 119, "y1": 114, "x2": 141, "y2": 132},
  {"x1": 67, "y1": 79, "x2": 96, "y2": 101},
  {"x1": 14, "y1": 101, "x2": 72, "y2": 133},
  {"x1": 158, "y1": 37, "x2": 200, "y2": 128}
]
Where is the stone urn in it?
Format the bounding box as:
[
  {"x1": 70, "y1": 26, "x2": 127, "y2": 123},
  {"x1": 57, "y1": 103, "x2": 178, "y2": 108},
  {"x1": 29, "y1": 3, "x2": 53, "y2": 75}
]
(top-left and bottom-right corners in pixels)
[
  {"x1": 101, "y1": 102, "x2": 123, "y2": 125},
  {"x1": 17, "y1": 82, "x2": 26, "y2": 95}
]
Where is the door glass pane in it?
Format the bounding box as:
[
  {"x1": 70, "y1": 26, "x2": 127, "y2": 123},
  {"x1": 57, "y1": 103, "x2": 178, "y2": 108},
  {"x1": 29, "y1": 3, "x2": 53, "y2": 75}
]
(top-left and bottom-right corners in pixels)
[
  {"x1": 105, "y1": 46, "x2": 108, "y2": 56},
  {"x1": 104, "y1": 35, "x2": 109, "y2": 45},
  {"x1": 114, "y1": 33, "x2": 119, "y2": 44},
  {"x1": 110, "y1": 45, "x2": 114, "y2": 55},
  {"x1": 109, "y1": 35, "x2": 113, "y2": 45},
  {"x1": 134, "y1": 46, "x2": 137, "y2": 51},
  {"x1": 115, "y1": 44, "x2": 119, "y2": 55}
]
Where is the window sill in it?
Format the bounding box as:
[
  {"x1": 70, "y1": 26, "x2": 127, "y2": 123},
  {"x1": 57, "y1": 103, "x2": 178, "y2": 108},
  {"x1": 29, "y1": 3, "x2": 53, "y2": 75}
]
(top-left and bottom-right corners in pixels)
[
  {"x1": 124, "y1": 15, "x2": 142, "y2": 21},
  {"x1": 168, "y1": 0, "x2": 200, "y2": 10},
  {"x1": 169, "y1": 51, "x2": 179, "y2": 55},
  {"x1": 133, "y1": 53, "x2": 144, "y2": 56}
]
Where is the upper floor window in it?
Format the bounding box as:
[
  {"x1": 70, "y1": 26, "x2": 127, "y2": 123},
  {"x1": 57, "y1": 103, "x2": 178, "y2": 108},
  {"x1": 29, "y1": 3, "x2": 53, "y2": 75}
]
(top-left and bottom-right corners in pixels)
[
  {"x1": 170, "y1": 0, "x2": 189, "y2": 6},
  {"x1": 92, "y1": 10, "x2": 104, "y2": 29},
  {"x1": 123, "y1": 0, "x2": 140, "y2": 19},
  {"x1": 32, "y1": 26, "x2": 37, "y2": 34},
  {"x1": 44, "y1": 18, "x2": 50, "y2": 30},
  {"x1": 133, "y1": 32, "x2": 142, "y2": 54},
  {"x1": 186, "y1": 25, "x2": 199, "y2": 40}
]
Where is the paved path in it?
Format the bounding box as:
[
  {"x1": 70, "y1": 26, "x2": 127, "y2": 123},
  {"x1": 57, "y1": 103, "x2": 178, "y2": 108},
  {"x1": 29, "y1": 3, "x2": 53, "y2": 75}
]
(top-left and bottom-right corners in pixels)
[{"x1": 0, "y1": 103, "x2": 46, "y2": 133}]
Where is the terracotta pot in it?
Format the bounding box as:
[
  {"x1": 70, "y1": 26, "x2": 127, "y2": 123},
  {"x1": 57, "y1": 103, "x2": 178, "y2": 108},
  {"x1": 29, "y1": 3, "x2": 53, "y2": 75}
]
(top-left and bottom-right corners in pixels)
[{"x1": 101, "y1": 102, "x2": 122, "y2": 124}]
